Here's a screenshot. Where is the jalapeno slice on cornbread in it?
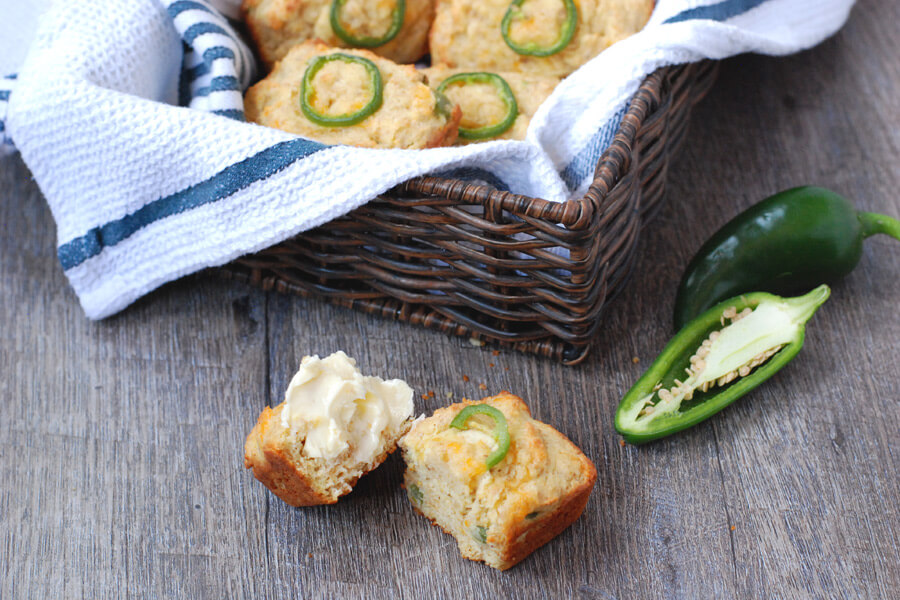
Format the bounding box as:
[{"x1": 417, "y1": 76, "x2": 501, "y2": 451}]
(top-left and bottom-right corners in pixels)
[{"x1": 245, "y1": 41, "x2": 461, "y2": 148}]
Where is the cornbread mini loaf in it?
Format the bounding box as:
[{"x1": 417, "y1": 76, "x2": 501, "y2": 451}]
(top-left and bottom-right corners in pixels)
[
  {"x1": 421, "y1": 67, "x2": 559, "y2": 142},
  {"x1": 430, "y1": 0, "x2": 655, "y2": 78},
  {"x1": 245, "y1": 41, "x2": 461, "y2": 148},
  {"x1": 243, "y1": 0, "x2": 435, "y2": 66},
  {"x1": 244, "y1": 351, "x2": 414, "y2": 506},
  {"x1": 399, "y1": 391, "x2": 596, "y2": 570}
]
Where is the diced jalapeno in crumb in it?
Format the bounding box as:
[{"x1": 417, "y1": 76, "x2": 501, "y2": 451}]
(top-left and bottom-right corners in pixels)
[
  {"x1": 474, "y1": 526, "x2": 488, "y2": 543},
  {"x1": 409, "y1": 484, "x2": 424, "y2": 504},
  {"x1": 525, "y1": 511, "x2": 540, "y2": 519}
]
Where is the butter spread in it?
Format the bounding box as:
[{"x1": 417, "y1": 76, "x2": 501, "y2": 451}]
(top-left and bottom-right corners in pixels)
[{"x1": 280, "y1": 351, "x2": 414, "y2": 463}]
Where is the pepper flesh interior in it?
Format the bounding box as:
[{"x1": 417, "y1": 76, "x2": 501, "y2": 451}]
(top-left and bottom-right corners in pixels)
[{"x1": 624, "y1": 292, "x2": 823, "y2": 425}]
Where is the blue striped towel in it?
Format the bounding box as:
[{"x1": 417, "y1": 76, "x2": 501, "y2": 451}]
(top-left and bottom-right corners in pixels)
[{"x1": 1, "y1": 0, "x2": 854, "y2": 319}]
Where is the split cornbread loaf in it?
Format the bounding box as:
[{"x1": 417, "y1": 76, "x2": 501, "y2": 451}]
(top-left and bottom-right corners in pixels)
[
  {"x1": 429, "y1": 0, "x2": 655, "y2": 78},
  {"x1": 243, "y1": 0, "x2": 435, "y2": 66},
  {"x1": 244, "y1": 351, "x2": 414, "y2": 506},
  {"x1": 244, "y1": 41, "x2": 461, "y2": 148},
  {"x1": 421, "y1": 66, "x2": 559, "y2": 142},
  {"x1": 399, "y1": 391, "x2": 597, "y2": 570}
]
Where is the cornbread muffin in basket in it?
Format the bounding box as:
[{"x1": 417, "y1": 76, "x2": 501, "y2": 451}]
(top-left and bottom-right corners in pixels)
[
  {"x1": 245, "y1": 41, "x2": 461, "y2": 148},
  {"x1": 244, "y1": 351, "x2": 415, "y2": 506},
  {"x1": 243, "y1": 0, "x2": 435, "y2": 66},
  {"x1": 430, "y1": 0, "x2": 655, "y2": 78},
  {"x1": 421, "y1": 67, "x2": 559, "y2": 143},
  {"x1": 399, "y1": 391, "x2": 597, "y2": 570}
]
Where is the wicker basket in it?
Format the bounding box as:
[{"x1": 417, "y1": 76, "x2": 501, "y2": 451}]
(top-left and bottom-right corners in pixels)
[{"x1": 220, "y1": 61, "x2": 718, "y2": 364}]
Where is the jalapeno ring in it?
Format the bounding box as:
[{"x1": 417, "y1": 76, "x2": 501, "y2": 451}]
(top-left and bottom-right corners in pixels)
[
  {"x1": 299, "y1": 53, "x2": 384, "y2": 127},
  {"x1": 330, "y1": 0, "x2": 406, "y2": 48},
  {"x1": 501, "y1": 0, "x2": 577, "y2": 57},
  {"x1": 449, "y1": 403, "x2": 511, "y2": 468},
  {"x1": 435, "y1": 72, "x2": 518, "y2": 140}
]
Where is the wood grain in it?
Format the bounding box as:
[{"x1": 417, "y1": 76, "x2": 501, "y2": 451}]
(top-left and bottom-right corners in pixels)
[{"x1": 1, "y1": 0, "x2": 898, "y2": 597}]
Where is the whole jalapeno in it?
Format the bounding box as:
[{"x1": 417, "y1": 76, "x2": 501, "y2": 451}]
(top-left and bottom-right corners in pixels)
[
  {"x1": 673, "y1": 186, "x2": 900, "y2": 330},
  {"x1": 616, "y1": 285, "x2": 830, "y2": 444}
]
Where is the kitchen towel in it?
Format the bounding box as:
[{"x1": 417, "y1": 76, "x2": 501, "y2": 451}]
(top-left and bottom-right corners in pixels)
[{"x1": 1, "y1": 0, "x2": 854, "y2": 319}]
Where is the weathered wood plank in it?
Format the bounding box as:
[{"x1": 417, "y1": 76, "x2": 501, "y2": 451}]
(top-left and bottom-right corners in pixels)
[
  {"x1": 0, "y1": 157, "x2": 272, "y2": 599},
  {"x1": 1, "y1": 0, "x2": 899, "y2": 597}
]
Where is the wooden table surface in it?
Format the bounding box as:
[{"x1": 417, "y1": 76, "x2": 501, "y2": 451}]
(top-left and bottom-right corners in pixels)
[{"x1": 2, "y1": 1, "x2": 899, "y2": 597}]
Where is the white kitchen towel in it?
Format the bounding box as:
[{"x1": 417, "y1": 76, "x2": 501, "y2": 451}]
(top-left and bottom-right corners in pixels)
[{"x1": 2, "y1": 0, "x2": 854, "y2": 319}]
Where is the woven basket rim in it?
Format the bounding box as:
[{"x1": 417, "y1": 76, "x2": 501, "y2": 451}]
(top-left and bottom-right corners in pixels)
[
  {"x1": 398, "y1": 69, "x2": 667, "y2": 230},
  {"x1": 220, "y1": 62, "x2": 718, "y2": 363}
]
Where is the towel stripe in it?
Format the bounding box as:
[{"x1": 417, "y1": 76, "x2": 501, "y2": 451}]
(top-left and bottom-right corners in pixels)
[
  {"x1": 186, "y1": 46, "x2": 236, "y2": 79},
  {"x1": 164, "y1": 0, "x2": 254, "y2": 121},
  {"x1": 560, "y1": 105, "x2": 627, "y2": 191},
  {"x1": 58, "y1": 137, "x2": 329, "y2": 270},
  {"x1": 561, "y1": 0, "x2": 774, "y2": 192},
  {"x1": 194, "y1": 75, "x2": 241, "y2": 96},
  {"x1": 664, "y1": 0, "x2": 771, "y2": 24},
  {"x1": 211, "y1": 109, "x2": 246, "y2": 121},
  {"x1": 183, "y1": 22, "x2": 229, "y2": 45}
]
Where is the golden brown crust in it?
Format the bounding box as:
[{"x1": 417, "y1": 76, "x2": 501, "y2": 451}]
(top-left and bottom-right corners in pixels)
[
  {"x1": 399, "y1": 391, "x2": 597, "y2": 570},
  {"x1": 244, "y1": 403, "x2": 409, "y2": 506},
  {"x1": 243, "y1": 406, "x2": 339, "y2": 506},
  {"x1": 424, "y1": 103, "x2": 462, "y2": 148}
]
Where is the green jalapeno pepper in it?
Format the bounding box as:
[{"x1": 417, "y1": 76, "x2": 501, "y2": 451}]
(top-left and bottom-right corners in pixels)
[
  {"x1": 435, "y1": 72, "x2": 518, "y2": 140},
  {"x1": 616, "y1": 285, "x2": 830, "y2": 444},
  {"x1": 449, "y1": 404, "x2": 511, "y2": 468},
  {"x1": 330, "y1": 0, "x2": 406, "y2": 48},
  {"x1": 501, "y1": 0, "x2": 577, "y2": 57},
  {"x1": 299, "y1": 53, "x2": 383, "y2": 127},
  {"x1": 674, "y1": 186, "x2": 900, "y2": 330},
  {"x1": 433, "y1": 88, "x2": 454, "y2": 120}
]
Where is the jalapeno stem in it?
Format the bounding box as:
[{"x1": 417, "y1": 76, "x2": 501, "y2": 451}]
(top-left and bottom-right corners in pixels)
[
  {"x1": 330, "y1": 0, "x2": 406, "y2": 48},
  {"x1": 501, "y1": 0, "x2": 577, "y2": 57},
  {"x1": 858, "y1": 211, "x2": 900, "y2": 241},
  {"x1": 299, "y1": 53, "x2": 384, "y2": 127},
  {"x1": 449, "y1": 404, "x2": 511, "y2": 468},
  {"x1": 436, "y1": 73, "x2": 518, "y2": 140}
]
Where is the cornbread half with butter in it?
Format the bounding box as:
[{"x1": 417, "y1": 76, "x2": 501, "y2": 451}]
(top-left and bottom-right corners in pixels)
[
  {"x1": 244, "y1": 351, "x2": 414, "y2": 506},
  {"x1": 429, "y1": 0, "x2": 655, "y2": 78},
  {"x1": 399, "y1": 391, "x2": 596, "y2": 570},
  {"x1": 243, "y1": 0, "x2": 435, "y2": 67},
  {"x1": 245, "y1": 41, "x2": 461, "y2": 149}
]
